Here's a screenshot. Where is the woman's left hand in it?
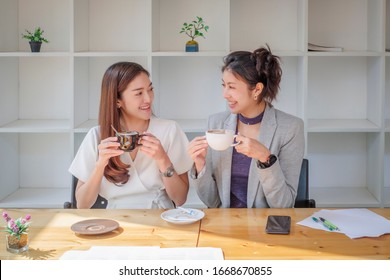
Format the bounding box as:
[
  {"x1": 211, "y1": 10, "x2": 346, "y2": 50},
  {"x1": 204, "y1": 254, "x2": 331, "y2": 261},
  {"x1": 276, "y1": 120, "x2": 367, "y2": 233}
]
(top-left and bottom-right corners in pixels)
[
  {"x1": 138, "y1": 132, "x2": 167, "y2": 161},
  {"x1": 234, "y1": 134, "x2": 270, "y2": 162}
]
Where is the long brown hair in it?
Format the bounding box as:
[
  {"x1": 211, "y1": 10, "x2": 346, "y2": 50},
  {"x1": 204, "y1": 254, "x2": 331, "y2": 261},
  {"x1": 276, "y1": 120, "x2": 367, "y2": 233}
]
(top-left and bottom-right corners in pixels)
[{"x1": 98, "y1": 61, "x2": 149, "y2": 184}]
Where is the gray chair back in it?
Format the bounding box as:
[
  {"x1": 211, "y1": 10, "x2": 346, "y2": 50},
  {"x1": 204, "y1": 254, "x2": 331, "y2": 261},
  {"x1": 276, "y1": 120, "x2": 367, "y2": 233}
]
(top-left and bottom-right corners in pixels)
[
  {"x1": 294, "y1": 159, "x2": 316, "y2": 208},
  {"x1": 63, "y1": 176, "x2": 107, "y2": 209}
]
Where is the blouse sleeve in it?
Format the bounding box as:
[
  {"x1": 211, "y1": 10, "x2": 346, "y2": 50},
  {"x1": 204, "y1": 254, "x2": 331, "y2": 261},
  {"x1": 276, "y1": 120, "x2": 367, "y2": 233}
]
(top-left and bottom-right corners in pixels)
[{"x1": 166, "y1": 121, "x2": 193, "y2": 175}]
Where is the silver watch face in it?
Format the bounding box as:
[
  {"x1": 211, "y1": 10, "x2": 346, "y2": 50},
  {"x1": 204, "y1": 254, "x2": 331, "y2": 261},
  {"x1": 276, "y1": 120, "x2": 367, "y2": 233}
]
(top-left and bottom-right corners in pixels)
[{"x1": 162, "y1": 165, "x2": 175, "y2": 177}]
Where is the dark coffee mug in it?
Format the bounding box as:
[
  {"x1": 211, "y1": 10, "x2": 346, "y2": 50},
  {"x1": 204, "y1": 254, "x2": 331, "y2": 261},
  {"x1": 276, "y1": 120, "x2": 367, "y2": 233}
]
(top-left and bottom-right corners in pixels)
[{"x1": 116, "y1": 131, "x2": 145, "y2": 152}]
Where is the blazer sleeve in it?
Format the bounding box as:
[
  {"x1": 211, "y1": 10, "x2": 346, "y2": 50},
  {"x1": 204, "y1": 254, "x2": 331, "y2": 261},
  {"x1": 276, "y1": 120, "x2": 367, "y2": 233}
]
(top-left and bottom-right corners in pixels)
[
  {"x1": 258, "y1": 117, "x2": 304, "y2": 208},
  {"x1": 188, "y1": 114, "x2": 227, "y2": 208},
  {"x1": 189, "y1": 152, "x2": 222, "y2": 208}
]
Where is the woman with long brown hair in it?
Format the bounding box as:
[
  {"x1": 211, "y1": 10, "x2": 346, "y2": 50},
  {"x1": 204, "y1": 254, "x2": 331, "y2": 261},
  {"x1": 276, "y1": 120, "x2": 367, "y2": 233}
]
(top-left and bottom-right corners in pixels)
[{"x1": 69, "y1": 62, "x2": 192, "y2": 209}]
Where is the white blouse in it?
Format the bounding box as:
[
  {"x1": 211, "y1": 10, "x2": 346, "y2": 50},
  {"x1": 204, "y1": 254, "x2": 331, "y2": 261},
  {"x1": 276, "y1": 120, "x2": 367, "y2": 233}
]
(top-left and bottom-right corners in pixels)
[{"x1": 69, "y1": 117, "x2": 193, "y2": 209}]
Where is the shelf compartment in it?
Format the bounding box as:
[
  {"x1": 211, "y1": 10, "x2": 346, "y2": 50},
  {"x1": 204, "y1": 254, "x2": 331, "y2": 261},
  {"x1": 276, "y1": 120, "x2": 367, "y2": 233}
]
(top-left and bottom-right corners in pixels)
[
  {"x1": 0, "y1": 0, "x2": 70, "y2": 52},
  {"x1": 175, "y1": 119, "x2": 207, "y2": 133},
  {"x1": 0, "y1": 57, "x2": 18, "y2": 126},
  {"x1": 74, "y1": 132, "x2": 87, "y2": 156},
  {"x1": 308, "y1": 132, "x2": 382, "y2": 207},
  {"x1": 308, "y1": 119, "x2": 380, "y2": 132},
  {"x1": 0, "y1": 187, "x2": 69, "y2": 208},
  {"x1": 308, "y1": 56, "x2": 382, "y2": 131},
  {"x1": 152, "y1": 0, "x2": 229, "y2": 52},
  {"x1": 0, "y1": 133, "x2": 71, "y2": 207},
  {"x1": 386, "y1": 0, "x2": 390, "y2": 51},
  {"x1": 307, "y1": 51, "x2": 382, "y2": 57},
  {"x1": 74, "y1": 0, "x2": 150, "y2": 52},
  {"x1": 386, "y1": 57, "x2": 390, "y2": 130},
  {"x1": 74, "y1": 120, "x2": 98, "y2": 133},
  {"x1": 273, "y1": 56, "x2": 305, "y2": 118},
  {"x1": 0, "y1": 134, "x2": 19, "y2": 202},
  {"x1": 230, "y1": 0, "x2": 304, "y2": 52},
  {"x1": 73, "y1": 56, "x2": 148, "y2": 128},
  {"x1": 0, "y1": 120, "x2": 70, "y2": 133},
  {"x1": 152, "y1": 56, "x2": 225, "y2": 122},
  {"x1": 151, "y1": 51, "x2": 228, "y2": 57},
  {"x1": 74, "y1": 52, "x2": 150, "y2": 57},
  {"x1": 0, "y1": 57, "x2": 71, "y2": 129},
  {"x1": 311, "y1": 187, "x2": 380, "y2": 208},
  {"x1": 385, "y1": 133, "x2": 390, "y2": 206},
  {"x1": 309, "y1": 0, "x2": 383, "y2": 52}
]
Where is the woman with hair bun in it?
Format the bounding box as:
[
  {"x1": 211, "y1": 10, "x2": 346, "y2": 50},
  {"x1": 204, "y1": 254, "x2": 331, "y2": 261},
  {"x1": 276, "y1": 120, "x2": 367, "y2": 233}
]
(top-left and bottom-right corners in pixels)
[{"x1": 188, "y1": 45, "x2": 304, "y2": 208}]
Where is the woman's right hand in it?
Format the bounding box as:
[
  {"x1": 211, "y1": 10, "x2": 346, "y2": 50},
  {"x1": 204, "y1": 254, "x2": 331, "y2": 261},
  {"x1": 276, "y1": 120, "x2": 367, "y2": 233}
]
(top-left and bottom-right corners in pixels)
[
  {"x1": 187, "y1": 135, "x2": 209, "y2": 173},
  {"x1": 97, "y1": 136, "x2": 124, "y2": 167}
]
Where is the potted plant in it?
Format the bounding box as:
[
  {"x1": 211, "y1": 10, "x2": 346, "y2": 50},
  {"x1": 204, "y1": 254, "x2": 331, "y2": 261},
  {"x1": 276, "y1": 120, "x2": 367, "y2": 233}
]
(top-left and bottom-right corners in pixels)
[
  {"x1": 180, "y1": 16, "x2": 209, "y2": 52},
  {"x1": 21, "y1": 27, "x2": 49, "y2": 52},
  {"x1": 2, "y1": 211, "x2": 31, "y2": 253}
]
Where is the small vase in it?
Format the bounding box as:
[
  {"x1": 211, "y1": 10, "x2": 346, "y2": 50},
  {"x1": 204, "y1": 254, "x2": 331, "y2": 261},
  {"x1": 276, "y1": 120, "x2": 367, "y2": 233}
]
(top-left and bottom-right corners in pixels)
[
  {"x1": 29, "y1": 41, "x2": 42, "y2": 52},
  {"x1": 185, "y1": 40, "x2": 199, "y2": 52},
  {"x1": 6, "y1": 233, "x2": 29, "y2": 253}
]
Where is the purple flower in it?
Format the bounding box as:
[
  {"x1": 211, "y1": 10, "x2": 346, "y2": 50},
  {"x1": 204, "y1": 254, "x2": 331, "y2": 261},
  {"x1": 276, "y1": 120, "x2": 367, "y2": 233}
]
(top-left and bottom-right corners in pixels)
[
  {"x1": 2, "y1": 212, "x2": 11, "y2": 222},
  {"x1": 2, "y1": 212, "x2": 32, "y2": 237},
  {"x1": 12, "y1": 225, "x2": 19, "y2": 233}
]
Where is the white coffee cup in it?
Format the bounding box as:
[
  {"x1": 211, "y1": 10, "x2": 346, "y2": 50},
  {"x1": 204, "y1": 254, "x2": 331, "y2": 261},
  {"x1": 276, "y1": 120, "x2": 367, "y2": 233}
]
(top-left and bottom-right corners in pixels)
[{"x1": 206, "y1": 129, "x2": 239, "y2": 151}]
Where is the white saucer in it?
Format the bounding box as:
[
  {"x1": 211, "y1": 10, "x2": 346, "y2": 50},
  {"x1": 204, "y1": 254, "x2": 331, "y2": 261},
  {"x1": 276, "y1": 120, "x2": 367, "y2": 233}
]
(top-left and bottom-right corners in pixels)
[{"x1": 161, "y1": 208, "x2": 205, "y2": 225}]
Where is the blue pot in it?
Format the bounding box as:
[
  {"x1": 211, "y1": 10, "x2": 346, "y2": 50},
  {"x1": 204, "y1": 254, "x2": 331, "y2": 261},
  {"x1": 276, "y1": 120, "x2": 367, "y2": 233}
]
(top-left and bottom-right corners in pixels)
[{"x1": 185, "y1": 41, "x2": 199, "y2": 52}]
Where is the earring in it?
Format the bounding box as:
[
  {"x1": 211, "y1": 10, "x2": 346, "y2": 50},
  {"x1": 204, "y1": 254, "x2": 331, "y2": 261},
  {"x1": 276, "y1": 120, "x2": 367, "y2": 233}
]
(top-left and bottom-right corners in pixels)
[{"x1": 254, "y1": 95, "x2": 258, "y2": 100}]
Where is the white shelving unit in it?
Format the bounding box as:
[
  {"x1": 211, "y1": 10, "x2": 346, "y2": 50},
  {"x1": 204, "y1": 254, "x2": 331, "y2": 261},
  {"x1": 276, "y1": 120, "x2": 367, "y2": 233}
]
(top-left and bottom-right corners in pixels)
[{"x1": 0, "y1": 0, "x2": 389, "y2": 208}]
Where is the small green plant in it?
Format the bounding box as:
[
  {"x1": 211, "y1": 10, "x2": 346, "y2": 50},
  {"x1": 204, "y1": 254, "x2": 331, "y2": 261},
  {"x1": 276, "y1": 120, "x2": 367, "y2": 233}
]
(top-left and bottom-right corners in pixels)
[
  {"x1": 21, "y1": 27, "x2": 49, "y2": 43},
  {"x1": 180, "y1": 16, "x2": 209, "y2": 42}
]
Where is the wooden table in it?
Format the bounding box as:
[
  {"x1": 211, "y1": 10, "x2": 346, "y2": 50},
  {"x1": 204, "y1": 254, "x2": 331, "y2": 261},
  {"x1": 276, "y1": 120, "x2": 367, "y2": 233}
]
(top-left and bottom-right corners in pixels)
[
  {"x1": 1, "y1": 208, "x2": 389, "y2": 260},
  {"x1": 0, "y1": 209, "x2": 200, "y2": 260},
  {"x1": 198, "y1": 208, "x2": 390, "y2": 260}
]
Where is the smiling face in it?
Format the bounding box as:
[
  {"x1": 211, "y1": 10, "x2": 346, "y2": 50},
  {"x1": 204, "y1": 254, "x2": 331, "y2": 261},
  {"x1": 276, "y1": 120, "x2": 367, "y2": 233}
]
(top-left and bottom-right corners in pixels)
[
  {"x1": 222, "y1": 69, "x2": 263, "y2": 117},
  {"x1": 117, "y1": 72, "x2": 154, "y2": 123}
]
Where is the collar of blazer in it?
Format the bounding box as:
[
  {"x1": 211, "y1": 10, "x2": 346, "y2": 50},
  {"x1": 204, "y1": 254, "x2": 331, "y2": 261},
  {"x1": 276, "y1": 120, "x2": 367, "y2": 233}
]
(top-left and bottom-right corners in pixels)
[{"x1": 223, "y1": 103, "x2": 277, "y2": 148}]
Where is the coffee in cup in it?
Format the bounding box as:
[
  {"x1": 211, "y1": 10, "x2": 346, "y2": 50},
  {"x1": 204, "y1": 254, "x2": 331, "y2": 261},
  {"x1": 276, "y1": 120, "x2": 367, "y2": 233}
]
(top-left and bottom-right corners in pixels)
[
  {"x1": 116, "y1": 131, "x2": 144, "y2": 152},
  {"x1": 206, "y1": 129, "x2": 238, "y2": 151}
]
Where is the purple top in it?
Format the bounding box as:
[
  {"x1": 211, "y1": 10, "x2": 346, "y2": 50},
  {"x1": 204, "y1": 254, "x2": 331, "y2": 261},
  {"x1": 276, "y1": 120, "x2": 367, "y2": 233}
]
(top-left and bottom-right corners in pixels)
[
  {"x1": 230, "y1": 111, "x2": 264, "y2": 208},
  {"x1": 230, "y1": 149, "x2": 251, "y2": 208}
]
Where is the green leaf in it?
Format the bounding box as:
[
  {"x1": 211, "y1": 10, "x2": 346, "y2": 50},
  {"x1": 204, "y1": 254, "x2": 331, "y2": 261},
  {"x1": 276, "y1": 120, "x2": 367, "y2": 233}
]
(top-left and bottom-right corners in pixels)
[{"x1": 180, "y1": 16, "x2": 209, "y2": 40}]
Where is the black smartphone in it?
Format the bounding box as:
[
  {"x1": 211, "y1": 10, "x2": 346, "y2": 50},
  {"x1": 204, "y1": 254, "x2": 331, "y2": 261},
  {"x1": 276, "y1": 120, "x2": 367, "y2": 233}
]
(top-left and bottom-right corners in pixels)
[{"x1": 265, "y1": 215, "x2": 291, "y2": 234}]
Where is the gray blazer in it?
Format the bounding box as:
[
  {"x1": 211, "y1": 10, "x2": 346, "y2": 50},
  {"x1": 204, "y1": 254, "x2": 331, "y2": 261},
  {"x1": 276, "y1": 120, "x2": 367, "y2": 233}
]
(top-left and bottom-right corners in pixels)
[{"x1": 189, "y1": 104, "x2": 304, "y2": 208}]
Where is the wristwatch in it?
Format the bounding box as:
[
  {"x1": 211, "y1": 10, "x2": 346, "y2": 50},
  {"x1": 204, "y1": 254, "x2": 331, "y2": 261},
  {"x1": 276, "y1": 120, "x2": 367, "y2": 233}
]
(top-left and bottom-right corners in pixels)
[
  {"x1": 160, "y1": 164, "x2": 175, "y2": 177},
  {"x1": 257, "y1": 154, "x2": 277, "y2": 169}
]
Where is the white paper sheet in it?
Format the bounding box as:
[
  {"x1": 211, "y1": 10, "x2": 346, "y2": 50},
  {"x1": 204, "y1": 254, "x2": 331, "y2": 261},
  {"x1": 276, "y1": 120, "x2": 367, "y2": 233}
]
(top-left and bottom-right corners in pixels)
[
  {"x1": 297, "y1": 208, "x2": 390, "y2": 239},
  {"x1": 60, "y1": 246, "x2": 224, "y2": 260}
]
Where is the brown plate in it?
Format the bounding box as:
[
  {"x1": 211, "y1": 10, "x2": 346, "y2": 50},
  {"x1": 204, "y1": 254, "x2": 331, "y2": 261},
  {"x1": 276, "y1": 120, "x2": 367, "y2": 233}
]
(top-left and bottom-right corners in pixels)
[{"x1": 71, "y1": 219, "x2": 119, "y2": 235}]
